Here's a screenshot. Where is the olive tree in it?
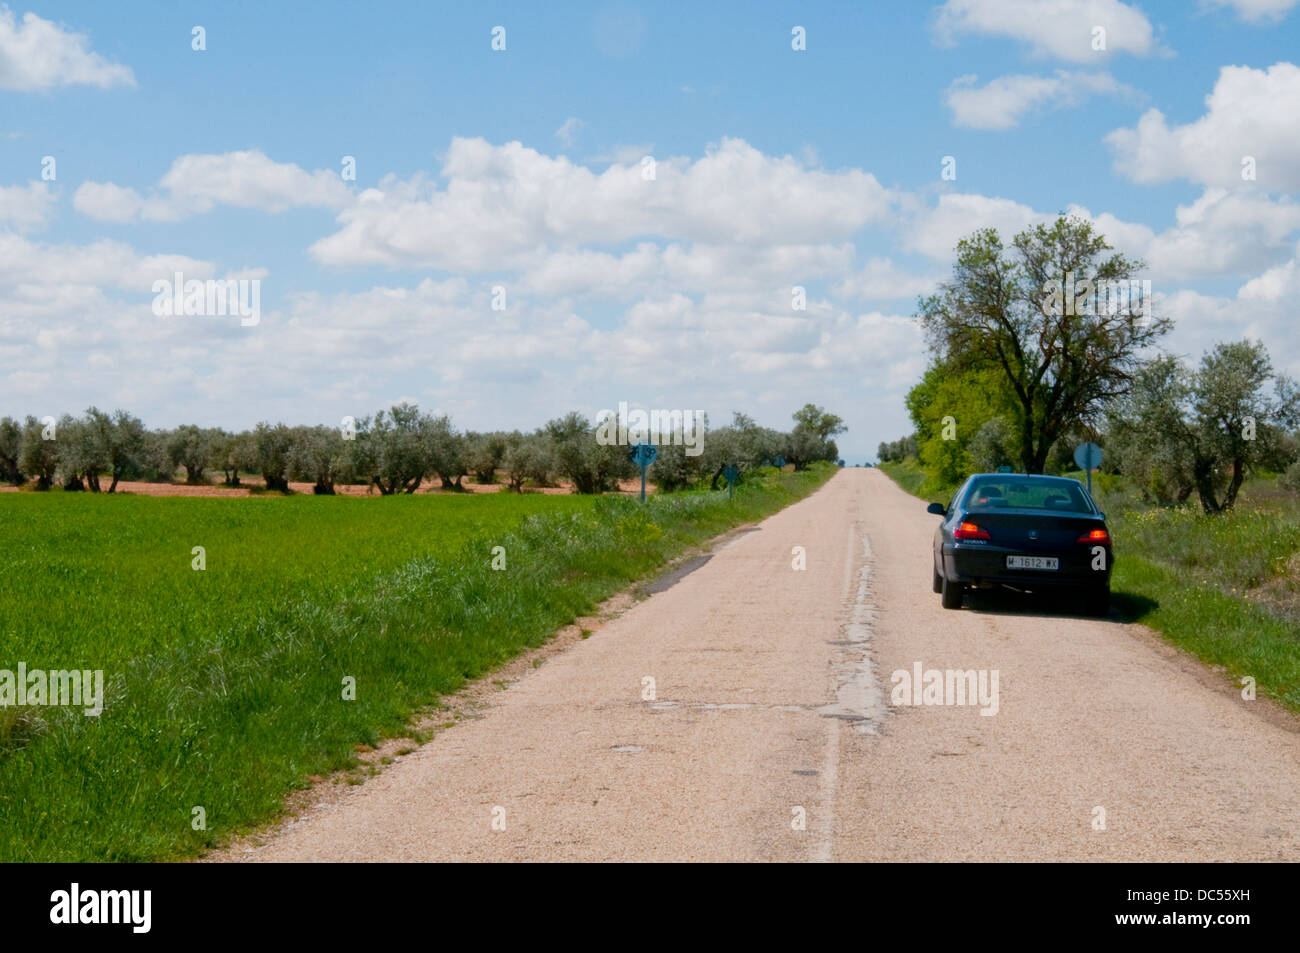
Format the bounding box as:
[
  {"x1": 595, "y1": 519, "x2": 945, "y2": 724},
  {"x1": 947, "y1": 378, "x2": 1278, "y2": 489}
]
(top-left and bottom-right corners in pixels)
[
  {"x1": 140, "y1": 429, "x2": 176, "y2": 482},
  {"x1": 213, "y1": 430, "x2": 258, "y2": 487},
  {"x1": 168, "y1": 425, "x2": 215, "y2": 485},
  {"x1": 353, "y1": 405, "x2": 426, "y2": 494},
  {"x1": 502, "y1": 431, "x2": 554, "y2": 492},
  {"x1": 545, "y1": 411, "x2": 635, "y2": 494},
  {"x1": 464, "y1": 431, "x2": 508, "y2": 484},
  {"x1": 422, "y1": 414, "x2": 466, "y2": 490},
  {"x1": 54, "y1": 414, "x2": 92, "y2": 490},
  {"x1": 79, "y1": 408, "x2": 146, "y2": 492},
  {"x1": 254, "y1": 422, "x2": 294, "y2": 492},
  {"x1": 18, "y1": 416, "x2": 58, "y2": 490},
  {"x1": 0, "y1": 416, "x2": 23, "y2": 484},
  {"x1": 1109, "y1": 341, "x2": 1299, "y2": 513},
  {"x1": 287, "y1": 425, "x2": 350, "y2": 494}
]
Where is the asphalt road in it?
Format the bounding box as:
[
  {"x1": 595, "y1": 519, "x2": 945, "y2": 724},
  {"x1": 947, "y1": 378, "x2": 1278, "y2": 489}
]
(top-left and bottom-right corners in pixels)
[{"x1": 236, "y1": 467, "x2": 1300, "y2": 861}]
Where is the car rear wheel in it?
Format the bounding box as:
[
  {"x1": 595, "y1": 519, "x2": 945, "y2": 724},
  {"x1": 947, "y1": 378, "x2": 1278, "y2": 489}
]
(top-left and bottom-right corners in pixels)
[
  {"x1": 932, "y1": 563, "x2": 943, "y2": 593},
  {"x1": 940, "y1": 573, "x2": 964, "y2": 610}
]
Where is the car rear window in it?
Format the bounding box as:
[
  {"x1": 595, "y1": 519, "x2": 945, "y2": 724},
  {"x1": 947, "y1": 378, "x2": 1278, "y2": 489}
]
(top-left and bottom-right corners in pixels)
[{"x1": 963, "y1": 478, "x2": 1093, "y2": 512}]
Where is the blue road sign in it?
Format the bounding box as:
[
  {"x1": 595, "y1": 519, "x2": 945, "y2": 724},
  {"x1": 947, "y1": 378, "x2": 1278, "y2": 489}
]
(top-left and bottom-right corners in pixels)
[
  {"x1": 629, "y1": 442, "x2": 657, "y2": 501},
  {"x1": 723, "y1": 464, "x2": 739, "y2": 499},
  {"x1": 1073, "y1": 442, "x2": 1103, "y2": 471},
  {"x1": 1074, "y1": 442, "x2": 1103, "y2": 495},
  {"x1": 629, "y1": 442, "x2": 657, "y2": 467}
]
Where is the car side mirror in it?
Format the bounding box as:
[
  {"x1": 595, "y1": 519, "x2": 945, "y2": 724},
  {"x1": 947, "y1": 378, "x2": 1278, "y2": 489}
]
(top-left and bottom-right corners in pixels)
[{"x1": 926, "y1": 502, "x2": 946, "y2": 516}]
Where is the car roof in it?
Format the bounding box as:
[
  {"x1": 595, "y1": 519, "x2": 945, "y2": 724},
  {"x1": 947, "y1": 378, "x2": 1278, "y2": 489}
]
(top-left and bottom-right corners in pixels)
[{"x1": 966, "y1": 473, "x2": 1081, "y2": 483}]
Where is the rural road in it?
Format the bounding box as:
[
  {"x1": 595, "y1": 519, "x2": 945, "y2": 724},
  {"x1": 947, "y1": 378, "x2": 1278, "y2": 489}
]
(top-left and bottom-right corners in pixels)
[{"x1": 239, "y1": 468, "x2": 1300, "y2": 861}]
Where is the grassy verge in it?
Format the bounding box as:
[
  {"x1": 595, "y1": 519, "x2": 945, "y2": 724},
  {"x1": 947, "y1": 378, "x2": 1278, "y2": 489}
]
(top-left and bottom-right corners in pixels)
[
  {"x1": 878, "y1": 458, "x2": 959, "y2": 503},
  {"x1": 0, "y1": 463, "x2": 835, "y2": 861},
  {"x1": 878, "y1": 459, "x2": 1300, "y2": 713}
]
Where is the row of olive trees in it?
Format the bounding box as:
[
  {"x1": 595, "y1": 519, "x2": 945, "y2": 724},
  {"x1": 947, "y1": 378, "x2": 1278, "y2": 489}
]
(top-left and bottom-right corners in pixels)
[
  {"x1": 0, "y1": 402, "x2": 845, "y2": 495},
  {"x1": 0, "y1": 409, "x2": 147, "y2": 492},
  {"x1": 877, "y1": 435, "x2": 918, "y2": 464}
]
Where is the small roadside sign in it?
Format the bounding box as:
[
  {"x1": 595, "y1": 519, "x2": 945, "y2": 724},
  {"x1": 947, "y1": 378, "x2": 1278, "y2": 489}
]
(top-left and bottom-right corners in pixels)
[
  {"x1": 629, "y1": 442, "x2": 657, "y2": 502},
  {"x1": 1074, "y1": 442, "x2": 1103, "y2": 495}
]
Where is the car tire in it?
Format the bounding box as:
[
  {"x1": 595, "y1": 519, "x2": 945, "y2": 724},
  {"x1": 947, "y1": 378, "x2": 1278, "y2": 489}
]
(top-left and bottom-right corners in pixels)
[
  {"x1": 932, "y1": 563, "x2": 943, "y2": 593},
  {"x1": 940, "y1": 573, "x2": 964, "y2": 610},
  {"x1": 1084, "y1": 585, "x2": 1110, "y2": 617}
]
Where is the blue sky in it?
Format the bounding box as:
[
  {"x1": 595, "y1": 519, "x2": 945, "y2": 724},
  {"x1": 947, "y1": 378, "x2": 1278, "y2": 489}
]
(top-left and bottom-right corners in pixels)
[{"x1": 2, "y1": 0, "x2": 1299, "y2": 461}]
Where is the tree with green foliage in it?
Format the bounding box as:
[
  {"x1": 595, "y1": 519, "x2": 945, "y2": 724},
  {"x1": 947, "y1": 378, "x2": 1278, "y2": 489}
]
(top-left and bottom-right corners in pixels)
[
  {"x1": 17, "y1": 416, "x2": 58, "y2": 490},
  {"x1": 167, "y1": 425, "x2": 215, "y2": 485},
  {"x1": 254, "y1": 422, "x2": 295, "y2": 492},
  {"x1": 213, "y1": 430, "x2": 258, "y2": 487},
  {"x1": 502, "y1": 431, "x2": 554, "y2": 492},
  {"x1": 0, "y1": 416, "x2": 21, "y2": 484},
  {"x1": 904, "y1": 360, "x2": 1019, "y2": 487},
  {"x1": 140, "y1": 429, "x2": 175, "y2": 482},
  {"x1": 79, "y1": 408, "x2": 146, "y2": 492},
  {"x1": 351, "y1": 406, "x2": 426, "y2": 494},
  {"x1": 422, "y1": 414, "x2": 467, "y2": 490},
  {"x1": 464, "y1": 431, "x2": 508, "y2": 484},
  {"x1": 288, "y1": 425, "x2": 351, "y2": 494},
  {"x1": 787, "y1": 404, "x2": 845, "y2": 470},
  {"x1": 918, "y1": 216, "x2": 1171, "y2": 473},
  {"x1": 967, "y1": 416, "x2": 1017, "y2": 473},
  {"x1": 1109, "y1": 340, "x2": 1299, "y2": 513},
  {"x1": 546, "y1": 411, "x2": 635, "y2": 494}
]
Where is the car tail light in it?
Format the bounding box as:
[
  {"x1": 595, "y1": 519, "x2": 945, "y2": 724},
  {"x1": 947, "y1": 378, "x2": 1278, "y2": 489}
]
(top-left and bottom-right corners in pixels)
[
  {"x1": 954, "y1": 521, "x2": 990, "y2": 541},
  {"x1": 1077, "y1": 528, "x2": 1111, "y2": 545}
]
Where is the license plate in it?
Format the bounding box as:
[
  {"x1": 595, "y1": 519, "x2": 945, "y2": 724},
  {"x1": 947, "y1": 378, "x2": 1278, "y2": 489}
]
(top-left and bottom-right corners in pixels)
[{"x1": 1007, "y1": 555, "x2": 1058, "y2": 570}]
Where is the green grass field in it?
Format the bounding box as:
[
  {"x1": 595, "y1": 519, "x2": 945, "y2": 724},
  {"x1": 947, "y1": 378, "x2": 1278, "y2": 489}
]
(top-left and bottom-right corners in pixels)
[
  {"x1": 879, "y1": 458, "x2": 1300, "y2": 712},
  {"x1": 0, "y1": 464, "x2": 834, "y2": 861}
]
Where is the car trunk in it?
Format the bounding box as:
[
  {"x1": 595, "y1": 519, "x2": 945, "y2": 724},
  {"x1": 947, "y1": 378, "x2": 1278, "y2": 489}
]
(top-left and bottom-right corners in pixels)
[{"x1": 963, "y1": 508, "x2": 1105, "y2": 550}]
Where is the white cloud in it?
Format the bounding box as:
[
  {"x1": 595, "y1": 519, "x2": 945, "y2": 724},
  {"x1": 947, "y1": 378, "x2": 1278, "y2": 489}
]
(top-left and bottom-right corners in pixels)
[
  {"x1": 835, "y1": 257, "x2": 943, "y2": 300},
  {"x1": 309, "y1": 137, "x2": 896, "y2": 271},
  {"x1": 1146, "y1": 189, "x2": 1300, "y2": 278},
  {"x1": 933, "y1": 0, "x2": 1163, "y2": 62},
  {"x1": 0, "y1": 181, "x2": 55, "y2": 231},
  {"x1": 586, "y1": 143, "x2": 655, "y2": 165},
  {"x1": 903, "y1": 193, "x2": 1049, "y2": 260},
  {"x1": 516, "y1": 242, "x2": 857, "y2": 300},
  {"x1": 1163, "y1": 252, "x2": 1300, "y2": 376},
  {"x1": 0, "y1": 6, "x2": 134, "y2": 91},
  {"x1": 1202, "y1": 0, "x2": 1298, "y2": 22},
  {"x1": 71, "y1": 181, "x2": 152, "y2": 224},
  {"x1": 554, "y1": 117, "x2": 585, "y2": 147},
  {"x1": 910, "y1": 191, "x2": 1300, "y2": 283},
  {"x1": 945, "y1": 70, "x2": 1135, "y2": 129},
  {"x1": 0, "y1": 232, "x2": 212, "y2": 292},
  {"x1": 74, "y1": 150, "x2": 352, "y2": 222},
  {"x1": 1106, "y1": 63, "x2": 1300, "y2": 190}
]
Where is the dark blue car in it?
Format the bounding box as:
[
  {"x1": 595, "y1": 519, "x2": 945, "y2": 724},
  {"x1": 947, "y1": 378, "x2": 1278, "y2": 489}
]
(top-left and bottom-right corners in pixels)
[{"x1": 928, "y1": 473, "x2": 1113, "y2": 615}]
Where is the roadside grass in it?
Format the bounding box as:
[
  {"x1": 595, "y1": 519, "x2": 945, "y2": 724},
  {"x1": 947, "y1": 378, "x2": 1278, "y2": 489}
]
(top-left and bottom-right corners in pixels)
[
  {"x1": 878, "y1": 458, "x2": 958, "y2": 503},
  {"x1": 1109, "y1": 555, "x2": 1300, "y2": 710},
  {"x1": 0, "y1": 463, "x2": 835, "y2": 861},
  {"x1": 878, "y1": 459, "x2": 1300, "y2": 712}
]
